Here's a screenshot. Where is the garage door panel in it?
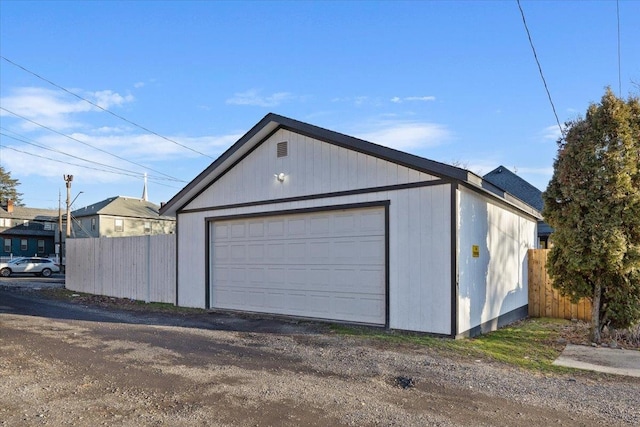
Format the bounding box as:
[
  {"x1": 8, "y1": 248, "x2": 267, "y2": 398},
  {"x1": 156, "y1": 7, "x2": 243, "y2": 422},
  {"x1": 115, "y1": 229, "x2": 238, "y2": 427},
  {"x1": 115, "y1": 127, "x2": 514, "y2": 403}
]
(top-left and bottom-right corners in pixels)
[
  {"x1": 248, "y1": 244, "x2": 264, "y2": 260},
  {"x1": 249, "y1": 221, "x2": 264, "y2": 237},
  {"x1": 286, "y1": 242, "x2": 306, "y2": 259},
  {"x1": 231, "y1": 223, "x2": 246, "y2": 238},
  {"x1": 211, "y1": 207, "x2": 386, "y2": 325},
  {"x1": 267, "y1": 220, "x2": 285, "y2": 236}
]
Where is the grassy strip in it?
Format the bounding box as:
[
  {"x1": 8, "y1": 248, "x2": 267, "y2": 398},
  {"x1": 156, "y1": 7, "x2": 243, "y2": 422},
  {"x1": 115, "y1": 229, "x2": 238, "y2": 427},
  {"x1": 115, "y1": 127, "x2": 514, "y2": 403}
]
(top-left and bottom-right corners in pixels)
[
  {"x1": 37, "y1": 287, "x2": 205, "y2": 315},
  {"x1": 331, "y1": 318, "x2": 581, "y2": 373}
]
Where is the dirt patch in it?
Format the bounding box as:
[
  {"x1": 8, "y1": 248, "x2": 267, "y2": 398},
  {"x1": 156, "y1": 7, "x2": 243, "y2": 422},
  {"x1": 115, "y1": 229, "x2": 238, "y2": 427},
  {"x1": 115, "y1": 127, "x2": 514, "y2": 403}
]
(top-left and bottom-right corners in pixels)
[{"x1": 1, "y1": 288, "x2": 638, "y2": 426}]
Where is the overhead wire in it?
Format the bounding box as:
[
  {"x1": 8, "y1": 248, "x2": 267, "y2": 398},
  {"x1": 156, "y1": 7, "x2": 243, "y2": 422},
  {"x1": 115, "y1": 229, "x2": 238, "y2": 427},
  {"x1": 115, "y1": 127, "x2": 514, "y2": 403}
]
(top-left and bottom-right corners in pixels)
[
  {"x1": 516, "y1": 0, "x2": 565, "y2": 139},
  {"x1": 0, "y1": 128, "x2": 181, "y2": 182},
  {"x1": 1, "y1": 55, "x2": 215, "y2": 159},
  {"x1": 1, "y1": 145, "x2": 181, "y2": 189},
  {"x1": 0, "y1": 106, "x2": 185, "y2": 182}
]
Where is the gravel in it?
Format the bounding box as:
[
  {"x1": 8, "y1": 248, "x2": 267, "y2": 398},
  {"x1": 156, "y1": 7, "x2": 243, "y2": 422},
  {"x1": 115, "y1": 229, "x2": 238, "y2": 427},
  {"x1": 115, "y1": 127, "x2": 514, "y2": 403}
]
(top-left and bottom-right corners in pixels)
[{"x1": 1, "y1": 285, "x2": 639, "y2": 426}]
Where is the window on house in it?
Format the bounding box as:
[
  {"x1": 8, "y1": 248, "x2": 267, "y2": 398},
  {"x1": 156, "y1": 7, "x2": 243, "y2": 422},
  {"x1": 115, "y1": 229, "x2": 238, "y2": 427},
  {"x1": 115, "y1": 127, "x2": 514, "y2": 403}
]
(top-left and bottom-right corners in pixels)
[
  {"x1": 114, "y1": 219, "x2": 124, "y2": 232},
  {"x1": 23, "y1": 220, "x2": 29, "y2": 227},
  {"x1": 91, "y1": 218, "x2": 96, "y2": 231},
  {"x1": 21, "y1": 239, "x2": 28, "y2": 251},
  {"x1": 3, "y1": 238, "x2": 10, "y2": 253},
  {"x1": 144, "y1": 221, "x2": 151, "y2": 233},
  {"x1": 37, "y1": 240, "x2": 45, "y2": 253},
  {"x1": 44, "y1": 222, "x2": 53, "y2": 231}
]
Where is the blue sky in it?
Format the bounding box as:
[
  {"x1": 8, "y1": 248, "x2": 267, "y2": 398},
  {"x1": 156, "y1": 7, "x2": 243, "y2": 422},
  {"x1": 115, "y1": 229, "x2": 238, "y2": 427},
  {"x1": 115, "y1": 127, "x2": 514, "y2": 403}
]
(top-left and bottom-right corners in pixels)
[{"x1": 1, "y1": 1, "x2": 638, "y2": 210}]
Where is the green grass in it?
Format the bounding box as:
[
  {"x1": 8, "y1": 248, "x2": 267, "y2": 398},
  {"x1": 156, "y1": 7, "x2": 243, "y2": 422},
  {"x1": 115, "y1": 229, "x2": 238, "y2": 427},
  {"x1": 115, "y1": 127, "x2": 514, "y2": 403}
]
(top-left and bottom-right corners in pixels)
[{"x1": 331, "y1": 318, "x2": 580, "y2": 373}]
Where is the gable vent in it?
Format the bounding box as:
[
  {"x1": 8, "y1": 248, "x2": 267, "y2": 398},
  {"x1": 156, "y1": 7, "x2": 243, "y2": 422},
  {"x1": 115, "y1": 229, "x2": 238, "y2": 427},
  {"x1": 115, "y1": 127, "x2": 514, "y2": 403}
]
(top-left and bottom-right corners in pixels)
[{"x1": 277, "y1": 141, "x2": 288, "y2": 158}]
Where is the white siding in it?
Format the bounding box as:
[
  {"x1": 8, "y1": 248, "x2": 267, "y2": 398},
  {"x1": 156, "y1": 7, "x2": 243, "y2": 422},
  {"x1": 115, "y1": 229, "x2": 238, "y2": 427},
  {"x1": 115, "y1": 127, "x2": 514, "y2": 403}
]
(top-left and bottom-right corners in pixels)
[
  {"x1": 177, "y1": 211, "x2": 210, "y2": 308},
  {"x1": 178, "y1": 184, "x2": 452, "y2": 334},
  {"x1": 184, "y1": 129, "x2": 438, "y2": 210},
  {"x1": 456, "y1": 187, "x2": 536, "y2": 334}
]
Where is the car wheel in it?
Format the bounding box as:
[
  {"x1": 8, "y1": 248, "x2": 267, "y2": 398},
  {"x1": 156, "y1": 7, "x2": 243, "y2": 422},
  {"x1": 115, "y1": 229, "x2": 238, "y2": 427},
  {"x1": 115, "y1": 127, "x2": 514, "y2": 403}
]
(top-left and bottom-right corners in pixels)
[
  {"x1": 41, "y1": 268, "x2": 52, "y2": 278},
  {"x1": 0, "y1": 268, "x2": 11, "y2": 277}
]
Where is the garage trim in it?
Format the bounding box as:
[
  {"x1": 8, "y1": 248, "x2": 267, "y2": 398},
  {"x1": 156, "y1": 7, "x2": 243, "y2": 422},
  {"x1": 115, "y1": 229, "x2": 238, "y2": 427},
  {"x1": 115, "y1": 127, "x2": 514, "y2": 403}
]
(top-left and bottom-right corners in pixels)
[
  {"x1": 204, "y1": 201, "x2": 390, "y2": 327},
  {"x1": 181, "y1": 179, "x2": 447, "y2": 215}
]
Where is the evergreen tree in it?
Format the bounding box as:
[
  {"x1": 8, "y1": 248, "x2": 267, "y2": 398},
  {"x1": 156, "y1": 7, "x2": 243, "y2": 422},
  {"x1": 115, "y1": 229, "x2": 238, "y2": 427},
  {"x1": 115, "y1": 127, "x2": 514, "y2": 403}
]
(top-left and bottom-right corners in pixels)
[
  {"x1": 543, "y1": 88, "x2": 640, "y2": 342},
  {"x1": 0, "y1": 166, "x2": 24, "y2": 206}
]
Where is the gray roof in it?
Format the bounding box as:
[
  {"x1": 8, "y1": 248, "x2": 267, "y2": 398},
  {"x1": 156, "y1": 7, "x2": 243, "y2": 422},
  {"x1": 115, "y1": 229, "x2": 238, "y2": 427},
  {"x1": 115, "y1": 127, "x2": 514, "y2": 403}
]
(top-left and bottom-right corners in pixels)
[
  {"x1": 159, "y1": 113, "x2": 542, "y2": 220},
  {"x1": 0, "y1": 206, "x2": 58, "y2": 221},
  {"x1": 483, "y1": 166, "x2": 544, "y2": 211},
  {"x1": 72, "y1": 196, "x2": 175, "y2": 220},
  {"x1": 0, "y1": 223, "x2": 55, "y2": 237}
]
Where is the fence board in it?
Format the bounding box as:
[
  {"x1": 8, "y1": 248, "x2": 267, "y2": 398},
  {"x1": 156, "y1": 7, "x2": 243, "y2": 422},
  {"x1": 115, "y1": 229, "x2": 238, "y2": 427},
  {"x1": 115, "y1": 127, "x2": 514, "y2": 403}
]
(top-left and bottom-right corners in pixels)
[
  {"x1": 527, "y1": 249, "x2": 592, "y2": 322},
  {"x1": 66, "y1": 235, "x2": 176, "y2": 304}
]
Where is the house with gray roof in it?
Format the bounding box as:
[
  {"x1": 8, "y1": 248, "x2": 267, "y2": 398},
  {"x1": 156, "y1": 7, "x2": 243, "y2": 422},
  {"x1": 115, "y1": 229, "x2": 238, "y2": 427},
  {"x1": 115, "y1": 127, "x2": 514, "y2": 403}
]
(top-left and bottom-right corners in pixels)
[
  {"x1": 483, "y1": 166, "x2": 553, "y2": 247},
  {"x1": 1, "y1": 200, "x2": 59, "y2": 258},
  {"x1": 70, "y1": 196, "x2": 175, "y2": 238}
]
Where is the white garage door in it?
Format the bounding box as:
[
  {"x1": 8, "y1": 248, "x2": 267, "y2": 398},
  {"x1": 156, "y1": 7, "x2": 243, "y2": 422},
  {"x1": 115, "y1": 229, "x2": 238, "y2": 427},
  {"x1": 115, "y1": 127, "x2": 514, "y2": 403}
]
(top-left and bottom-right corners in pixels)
[{"x1": 210, "y1": 206, "x2": 386, "y2": 325}]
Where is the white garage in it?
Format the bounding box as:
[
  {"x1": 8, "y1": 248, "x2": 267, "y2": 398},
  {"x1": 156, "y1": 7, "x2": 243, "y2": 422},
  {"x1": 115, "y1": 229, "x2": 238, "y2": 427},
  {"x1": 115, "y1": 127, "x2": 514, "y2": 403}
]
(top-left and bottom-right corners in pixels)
[
  {"x1": 208, "y1": 206, "x2": 386, "y2": 324},
  {"x1": 160, "y1": 113, "x2": 541, "y2": 337}
]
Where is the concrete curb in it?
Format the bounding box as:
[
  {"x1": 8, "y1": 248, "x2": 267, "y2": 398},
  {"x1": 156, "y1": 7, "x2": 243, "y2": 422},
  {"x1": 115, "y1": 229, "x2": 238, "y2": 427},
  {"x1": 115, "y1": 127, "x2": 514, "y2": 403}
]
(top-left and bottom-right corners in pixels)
[{"x1": 553, "y1": 344, "x2": 640, "y2": 378}]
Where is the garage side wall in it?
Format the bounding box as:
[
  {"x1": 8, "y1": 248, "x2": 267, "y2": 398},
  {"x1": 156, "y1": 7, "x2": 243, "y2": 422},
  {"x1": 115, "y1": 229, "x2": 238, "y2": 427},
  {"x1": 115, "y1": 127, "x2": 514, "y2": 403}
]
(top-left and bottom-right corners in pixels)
[{"x1": 456, "y1": 187, "x2": 536, "y2": 336}]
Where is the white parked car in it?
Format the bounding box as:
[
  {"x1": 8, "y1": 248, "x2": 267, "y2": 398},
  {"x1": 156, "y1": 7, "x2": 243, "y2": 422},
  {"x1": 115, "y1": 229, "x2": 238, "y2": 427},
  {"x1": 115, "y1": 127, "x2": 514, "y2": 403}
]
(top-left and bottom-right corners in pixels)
[{"x1": 0, "y1": 257, "x2": 61, "y2": 278}]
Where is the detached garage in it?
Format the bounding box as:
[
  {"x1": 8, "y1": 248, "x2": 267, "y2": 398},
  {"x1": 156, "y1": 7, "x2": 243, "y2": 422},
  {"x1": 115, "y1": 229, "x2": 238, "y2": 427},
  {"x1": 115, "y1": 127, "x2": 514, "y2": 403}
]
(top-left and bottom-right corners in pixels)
[{"x1": 160, "y1": 113, "x2": 541, "y2": 337}]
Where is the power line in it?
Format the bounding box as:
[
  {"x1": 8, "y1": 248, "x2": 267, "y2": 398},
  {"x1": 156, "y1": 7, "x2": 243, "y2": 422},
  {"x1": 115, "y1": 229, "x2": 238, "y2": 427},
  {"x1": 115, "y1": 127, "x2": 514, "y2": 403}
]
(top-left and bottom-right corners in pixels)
[
  {"x1": 1, "y1": 55, "x2": 215, "y2": 159},
  {"x1": 516, "y1": 0, "x2": 564, "y2": 139},
  {"x1": 616, "y1": 0, "x2": 622, "y2": 96},
  {"x1": 0, "y1": 106, "x2": 184, "y2": 182},
  {"x1": 0, "y1": 129, "x2": 182, "y2": 182},
  {"x1": 0, "y1": 145, "x2": 181, "y2": 189}
]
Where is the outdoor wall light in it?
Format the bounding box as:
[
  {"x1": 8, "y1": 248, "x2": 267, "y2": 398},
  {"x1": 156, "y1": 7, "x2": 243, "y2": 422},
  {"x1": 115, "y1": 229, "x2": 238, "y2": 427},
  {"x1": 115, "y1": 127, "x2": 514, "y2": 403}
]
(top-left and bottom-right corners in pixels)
[{"x1": 275, "y1": 172, "x2": 286, "y2": 182}]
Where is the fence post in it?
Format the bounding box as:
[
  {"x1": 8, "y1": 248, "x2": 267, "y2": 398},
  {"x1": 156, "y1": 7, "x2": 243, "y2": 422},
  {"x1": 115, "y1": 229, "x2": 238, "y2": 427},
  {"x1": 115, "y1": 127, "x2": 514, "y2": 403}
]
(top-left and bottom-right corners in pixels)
[{"x1": 146, "y1": 234, "x2": 151, "y2": 303}]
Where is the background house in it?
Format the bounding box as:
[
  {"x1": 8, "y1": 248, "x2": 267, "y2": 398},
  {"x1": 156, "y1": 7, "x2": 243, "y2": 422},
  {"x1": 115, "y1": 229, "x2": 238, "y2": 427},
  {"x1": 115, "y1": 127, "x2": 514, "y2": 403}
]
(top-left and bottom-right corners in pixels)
[
  {"x1": 0, "y1": 200, "x2": 59, "y2": 259},
  {"x1": 483, "y1": 166, "x2": 553, "y2": 248},
  {"x1": 160, "y1": 113, "x2": 541, "y2": 337},
  {"x1": 70, "y1": 196, "x2": 175, "y2": 238}
]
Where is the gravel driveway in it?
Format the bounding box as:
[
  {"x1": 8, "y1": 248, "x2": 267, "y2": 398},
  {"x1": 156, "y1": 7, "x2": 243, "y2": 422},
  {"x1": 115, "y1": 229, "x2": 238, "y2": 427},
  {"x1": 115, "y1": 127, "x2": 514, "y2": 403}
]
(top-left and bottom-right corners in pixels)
[{"x1": 1, "y1": 286, "x2": 638, "y2": 426}]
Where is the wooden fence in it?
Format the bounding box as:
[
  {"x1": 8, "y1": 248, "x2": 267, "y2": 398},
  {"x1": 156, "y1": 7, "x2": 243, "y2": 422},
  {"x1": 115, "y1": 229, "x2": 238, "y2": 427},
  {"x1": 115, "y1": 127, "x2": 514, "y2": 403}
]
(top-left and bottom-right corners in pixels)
[
  {"x1": 66, "y1": 234, "x2": 176, "y2": 304},
  {"x1": 527, "y1": 249, "x2": 592, "y2": 321}
]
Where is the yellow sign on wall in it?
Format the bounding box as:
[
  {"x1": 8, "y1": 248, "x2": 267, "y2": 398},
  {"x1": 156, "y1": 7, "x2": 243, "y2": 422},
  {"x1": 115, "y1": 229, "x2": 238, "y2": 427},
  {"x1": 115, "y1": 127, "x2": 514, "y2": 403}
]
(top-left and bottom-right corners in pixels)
[{"x1": 472, "y1": 245, "x2": 480, "y2": 258}]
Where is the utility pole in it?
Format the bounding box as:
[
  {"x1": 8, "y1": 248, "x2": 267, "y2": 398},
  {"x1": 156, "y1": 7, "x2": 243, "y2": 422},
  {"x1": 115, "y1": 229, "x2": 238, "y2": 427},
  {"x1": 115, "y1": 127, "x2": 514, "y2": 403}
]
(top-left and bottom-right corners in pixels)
[
  {"x1": 64, "y1": 175, "x2": 73, "y2": 237},
  {"x1": 58, "y1": 190, "x2": 63, "y2": 264}
]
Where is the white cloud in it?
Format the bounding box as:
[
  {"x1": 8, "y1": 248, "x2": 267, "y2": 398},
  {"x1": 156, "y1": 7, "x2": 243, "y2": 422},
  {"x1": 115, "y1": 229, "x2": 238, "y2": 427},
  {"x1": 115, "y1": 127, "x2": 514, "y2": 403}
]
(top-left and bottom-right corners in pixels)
[
  {"x1": 92, "y1": 90, "x2": 134, "y2": 109},
  {"x1": 226, "y1": 89, "x2": 294, "y2": 107},
  {"x1": 134, "y1": 82, "x2": 145, "y2": 88},
  {"x1": 517, "y1": 166, "x2": 554, "y2": 175},
  {"x1": 331, "y1": 96, "x2": 382, "y2": 107},
  {"x1": 541, "y1": 124, "x2": 564, "y2": 141},
  {"x1": 405, "y1": 96, "x2": 436, "y2": 102},
  {"x1": 354, "y1": 120, "x2": 450, "y2": 151},
  {"x1": 0, "y1": 127, "x2": 243, "y2": 187},
  {"x1": 0, "y1": 86, "x2": 134, "y2": 132},
  {"x1": 390, "y1": 96, "x2": 436, "y2": 103}
]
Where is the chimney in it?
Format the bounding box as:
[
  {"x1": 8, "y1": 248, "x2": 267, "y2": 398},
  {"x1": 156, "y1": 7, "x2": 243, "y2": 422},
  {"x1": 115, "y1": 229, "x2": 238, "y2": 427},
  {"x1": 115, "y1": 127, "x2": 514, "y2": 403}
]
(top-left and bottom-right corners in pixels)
[{"x1": 7, "y1": 200, "x2": 14, "y2": 214}]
